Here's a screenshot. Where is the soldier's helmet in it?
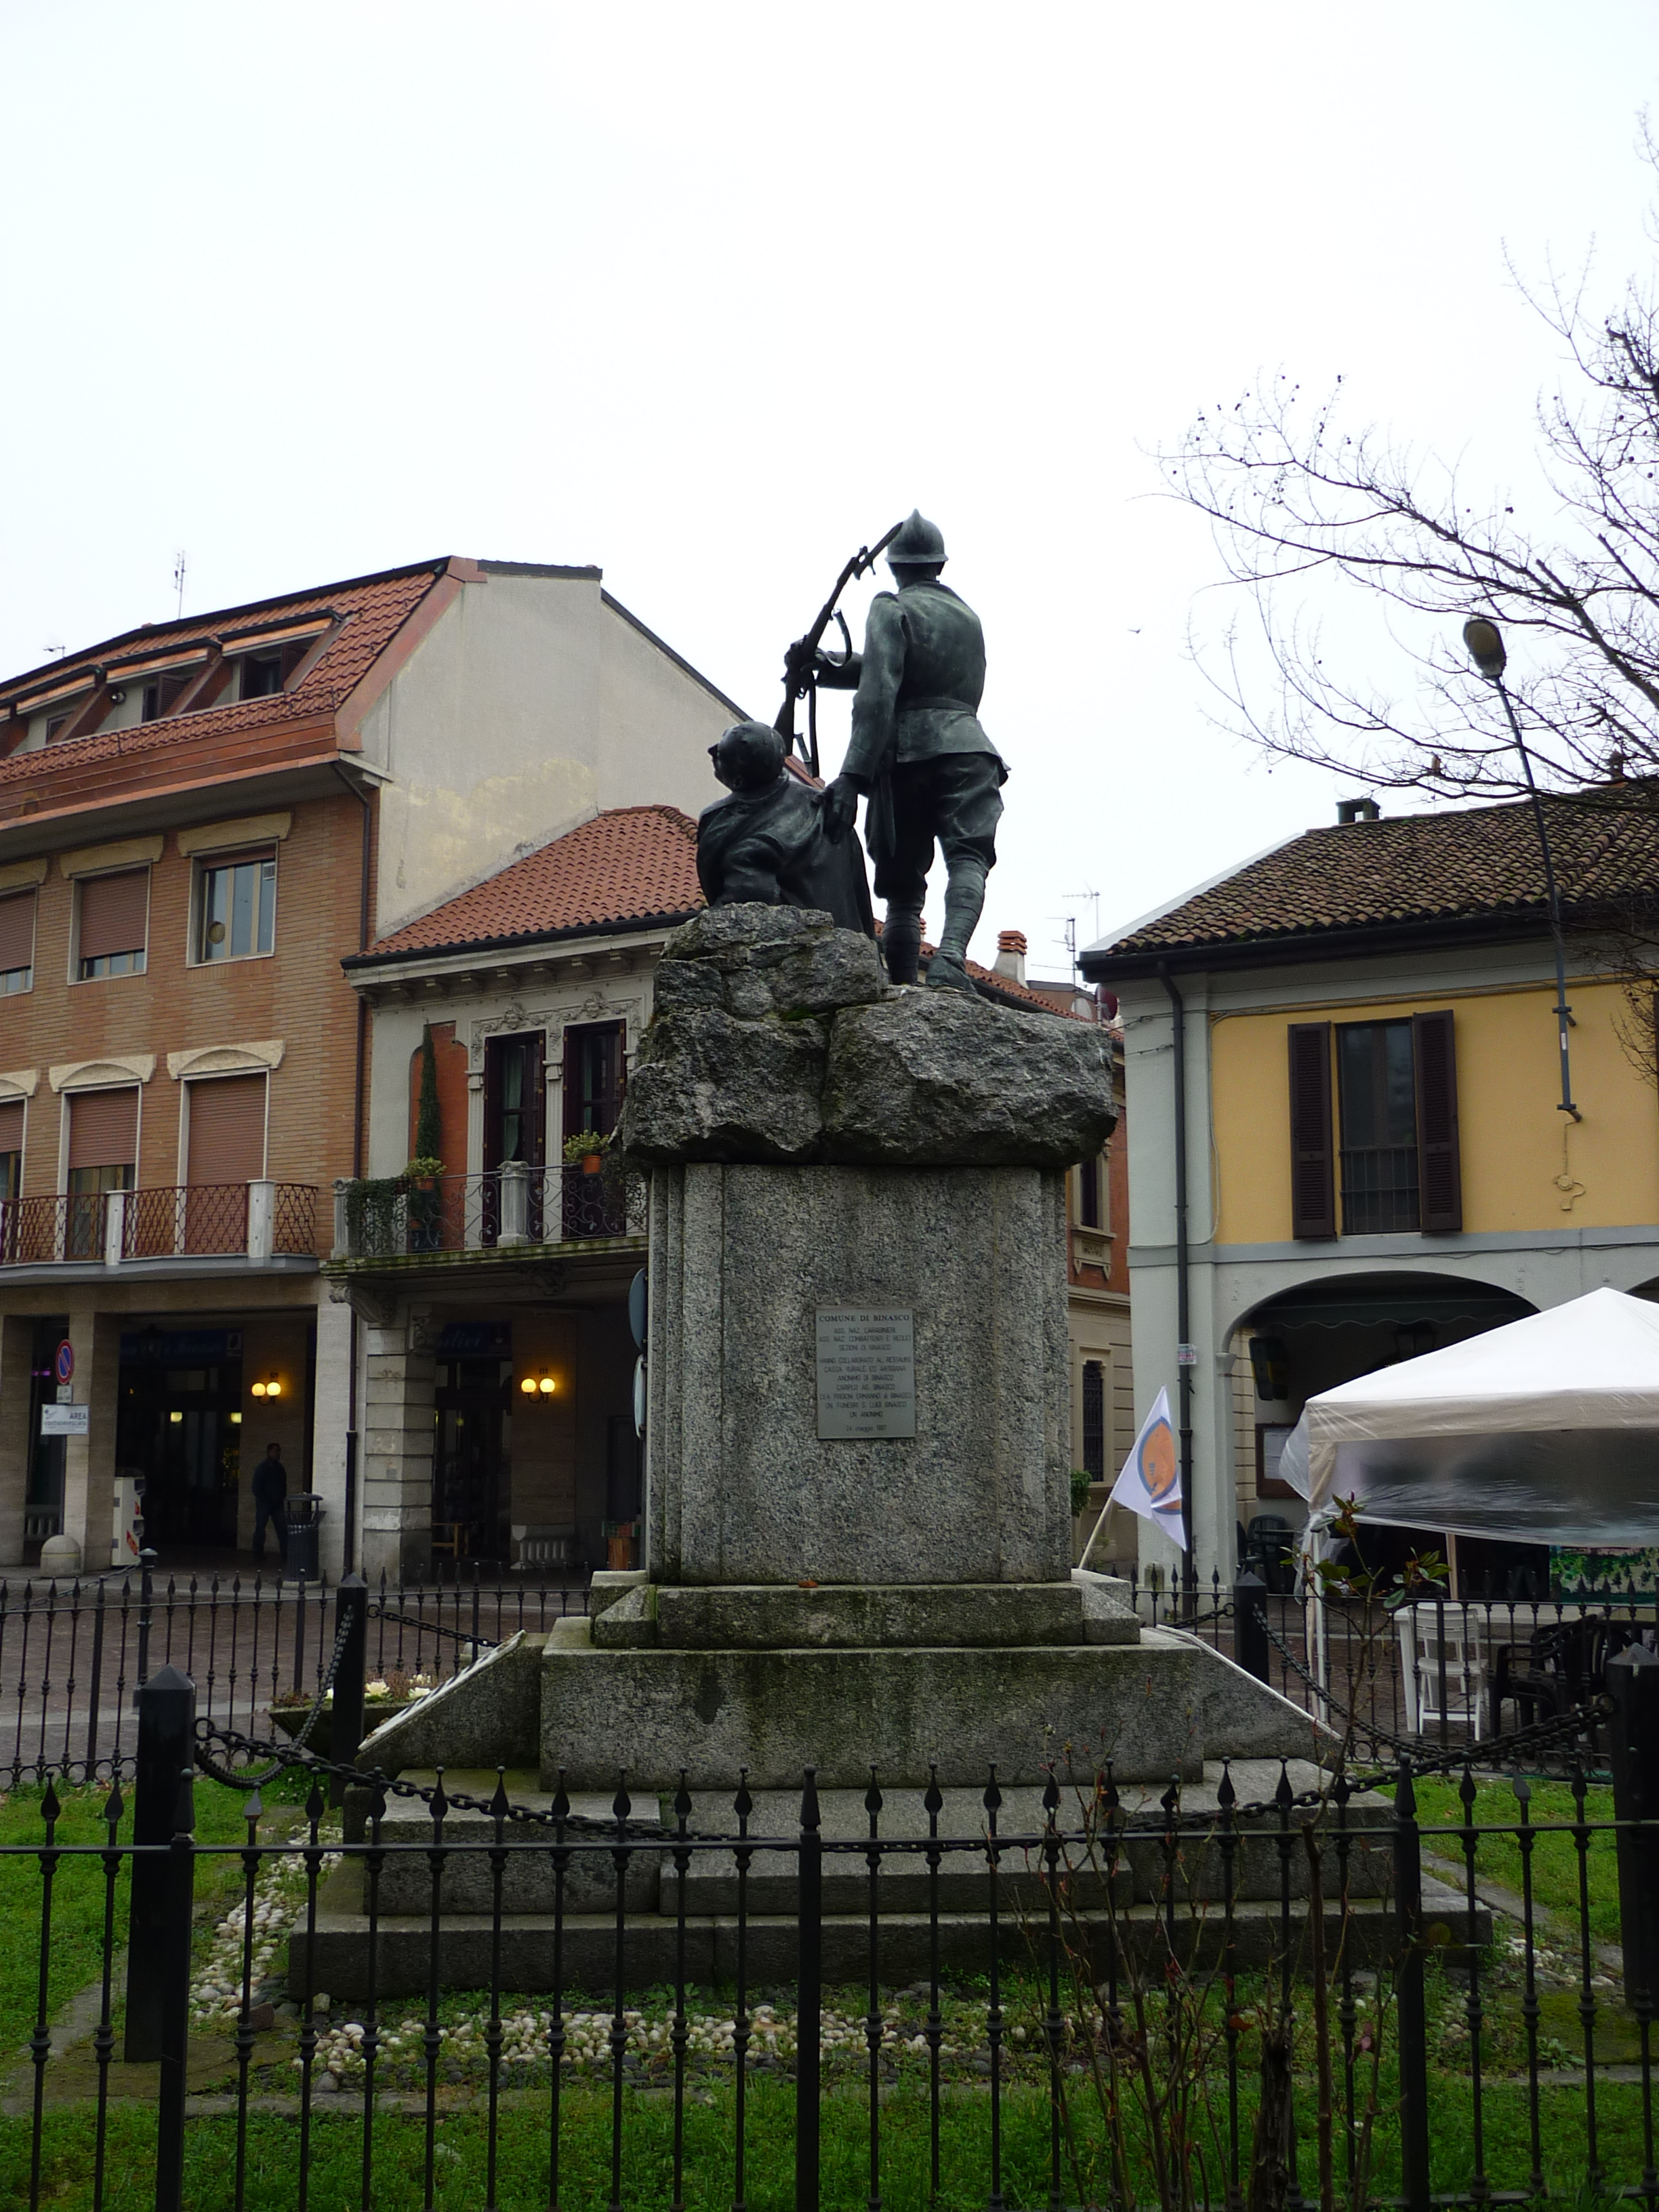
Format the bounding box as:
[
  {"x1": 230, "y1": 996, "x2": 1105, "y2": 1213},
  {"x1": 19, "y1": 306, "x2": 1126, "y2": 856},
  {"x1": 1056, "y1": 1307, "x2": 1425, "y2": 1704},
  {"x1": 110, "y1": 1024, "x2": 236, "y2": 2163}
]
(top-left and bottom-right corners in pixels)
[{"x1": 886, "y1": 510, "x2": 947, "y2": 569}]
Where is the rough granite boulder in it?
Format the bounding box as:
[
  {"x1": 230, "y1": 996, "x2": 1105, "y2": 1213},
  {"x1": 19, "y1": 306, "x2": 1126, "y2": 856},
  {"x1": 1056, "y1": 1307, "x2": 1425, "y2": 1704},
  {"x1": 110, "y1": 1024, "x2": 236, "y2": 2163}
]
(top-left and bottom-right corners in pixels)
[
  {"x1": 616, "y1": 903, "x2": 1116, "y2": 1170},
  {"x1": 619, "y1": 1009, "x2": 827, "y2": 1164},
  {"x1": 821, "y1": 991, "x2": 1115, "y2": 1168}
]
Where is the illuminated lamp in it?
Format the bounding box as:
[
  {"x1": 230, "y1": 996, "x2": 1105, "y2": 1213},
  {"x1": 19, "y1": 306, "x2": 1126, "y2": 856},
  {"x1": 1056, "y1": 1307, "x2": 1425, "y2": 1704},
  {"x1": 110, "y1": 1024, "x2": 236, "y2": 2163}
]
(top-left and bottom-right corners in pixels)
[
  {"x1": 169, "y1": 1410, "x2": 183, "y2": 1425},
  {"x1": 538, "y1": 1375, "x2": 556, "y2": 1395},
  {"x1": 520, "y1": 1375, "x2": 538, "y2": 1395},
  {"x1": 251, "y1": 1372, "x2": 283, "y2": 1399}
]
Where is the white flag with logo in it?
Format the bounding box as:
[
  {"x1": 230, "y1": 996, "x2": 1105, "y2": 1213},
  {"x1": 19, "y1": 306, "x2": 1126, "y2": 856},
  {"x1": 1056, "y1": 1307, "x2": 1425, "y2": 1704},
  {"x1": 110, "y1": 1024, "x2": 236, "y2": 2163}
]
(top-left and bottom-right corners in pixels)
[{"x1": 1108, "y1": 1385, "x2": 1186, "y2": 1549}]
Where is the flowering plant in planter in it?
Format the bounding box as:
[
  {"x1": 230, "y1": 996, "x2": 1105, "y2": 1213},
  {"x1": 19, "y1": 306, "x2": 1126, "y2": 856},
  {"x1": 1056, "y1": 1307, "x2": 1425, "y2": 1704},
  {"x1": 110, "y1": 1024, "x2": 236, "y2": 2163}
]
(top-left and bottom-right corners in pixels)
[{"x1": 562, "y1": 1128, "x2": 609, "y2": 1172}]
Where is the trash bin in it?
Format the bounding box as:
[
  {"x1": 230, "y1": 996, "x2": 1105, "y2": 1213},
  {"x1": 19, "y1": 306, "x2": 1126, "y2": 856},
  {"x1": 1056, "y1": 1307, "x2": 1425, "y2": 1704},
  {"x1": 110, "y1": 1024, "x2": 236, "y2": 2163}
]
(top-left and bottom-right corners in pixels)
[{"x1": 283, "y1": 1492, "x2": 326, "y2": 1579}]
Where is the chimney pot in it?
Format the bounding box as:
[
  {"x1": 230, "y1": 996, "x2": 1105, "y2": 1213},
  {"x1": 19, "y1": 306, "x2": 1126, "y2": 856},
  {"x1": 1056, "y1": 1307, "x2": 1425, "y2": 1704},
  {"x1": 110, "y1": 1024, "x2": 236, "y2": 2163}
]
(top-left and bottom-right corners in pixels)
[
  {"x1": 993, "y1": 929, "x2": 1027, "y2": 986},
  {"x1": 1336, "y1": 796, "x2": 1381, "y2": 825}
]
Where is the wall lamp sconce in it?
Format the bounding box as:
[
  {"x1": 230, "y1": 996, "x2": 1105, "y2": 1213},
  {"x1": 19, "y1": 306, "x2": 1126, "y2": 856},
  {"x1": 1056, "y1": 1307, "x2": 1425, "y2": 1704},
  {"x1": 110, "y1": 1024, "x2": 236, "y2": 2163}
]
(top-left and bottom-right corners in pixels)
[
  {"x1": 519, "y1": 1373, "x2": 558, "y2": 1397},
  {"x1": 250, "y1": 1372, "x2": 283, "y2": 1398}
]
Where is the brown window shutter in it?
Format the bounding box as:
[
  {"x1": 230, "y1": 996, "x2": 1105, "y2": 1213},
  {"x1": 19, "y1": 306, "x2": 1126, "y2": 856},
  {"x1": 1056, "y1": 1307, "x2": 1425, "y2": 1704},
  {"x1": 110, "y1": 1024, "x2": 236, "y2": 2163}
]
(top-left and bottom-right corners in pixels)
[
  {"x1": 1412, "y1": 1010, "x2": 1462, "y2": 1232},
  {"x1": 0, "y1": 1099, "x2": 22, "y2": 1155},
  {"x1": 1288, "y1": 1023, "x2": 1335, "y2": 1239},
  {"x1": 68, "y1": 1088, "x2": 138, "y2": 1171},
  {"x1": 78, "y1": 869, "x2": 148, "y2": 961},
  {"x1": 0, "y1": 892, "x2": 35, "y2": 972},
  {"x1": 186, "y1": 1075, "x2": 267, "y2": 1184}
]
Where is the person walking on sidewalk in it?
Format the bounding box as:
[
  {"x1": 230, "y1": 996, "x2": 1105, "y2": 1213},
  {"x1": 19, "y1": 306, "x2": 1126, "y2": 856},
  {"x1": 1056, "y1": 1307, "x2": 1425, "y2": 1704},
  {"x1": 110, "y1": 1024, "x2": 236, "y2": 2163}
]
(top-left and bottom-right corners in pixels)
[{"x1": 251, "y1": 1442, "x2": 289, "y2": 1563}]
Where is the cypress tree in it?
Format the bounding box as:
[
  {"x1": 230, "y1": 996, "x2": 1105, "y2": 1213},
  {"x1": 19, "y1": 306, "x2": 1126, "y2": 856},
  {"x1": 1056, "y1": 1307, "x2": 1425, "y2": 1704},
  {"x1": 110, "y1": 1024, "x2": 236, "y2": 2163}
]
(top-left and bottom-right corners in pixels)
[{"x1": 414, "y1": 1023, "x2": 442, "y2": 1164}]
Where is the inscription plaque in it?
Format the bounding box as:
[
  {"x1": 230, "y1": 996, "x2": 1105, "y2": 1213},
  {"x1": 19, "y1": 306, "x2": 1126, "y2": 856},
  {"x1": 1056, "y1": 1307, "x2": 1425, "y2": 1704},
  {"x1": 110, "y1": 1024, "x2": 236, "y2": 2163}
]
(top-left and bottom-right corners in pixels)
[{"x1": 815, "y1": 1307, "x2": 916, "y2": 1439}]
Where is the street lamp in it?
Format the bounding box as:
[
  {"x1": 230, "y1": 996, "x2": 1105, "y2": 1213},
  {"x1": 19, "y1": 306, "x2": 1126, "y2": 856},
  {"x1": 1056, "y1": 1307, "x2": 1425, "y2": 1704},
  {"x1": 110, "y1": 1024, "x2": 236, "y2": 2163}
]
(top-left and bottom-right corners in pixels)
[{"x1": 1461, "y1": 617, "x2": 1581, "y2": 1120}]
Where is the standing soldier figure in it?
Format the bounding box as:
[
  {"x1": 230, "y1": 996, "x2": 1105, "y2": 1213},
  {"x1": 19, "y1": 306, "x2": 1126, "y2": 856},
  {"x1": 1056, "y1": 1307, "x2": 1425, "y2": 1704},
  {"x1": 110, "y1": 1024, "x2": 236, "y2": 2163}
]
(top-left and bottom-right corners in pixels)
[{"x1": 816, "y1": 511, "x2": 1006, "y2": 991}]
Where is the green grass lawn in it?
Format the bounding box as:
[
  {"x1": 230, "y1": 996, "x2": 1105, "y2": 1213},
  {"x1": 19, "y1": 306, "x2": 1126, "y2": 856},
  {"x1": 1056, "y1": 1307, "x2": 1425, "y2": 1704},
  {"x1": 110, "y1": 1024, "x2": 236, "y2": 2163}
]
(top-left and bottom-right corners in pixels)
[
  {"x1": 1408, "y1": 1778, "x2": 1621, "y2": 1945},
  {"x1": 0, "y1": 1774, "x2": 1651, "y2": 2207},
  {"x1": 0, "y1": 1767, "x2": 316, "y2": 2059}
]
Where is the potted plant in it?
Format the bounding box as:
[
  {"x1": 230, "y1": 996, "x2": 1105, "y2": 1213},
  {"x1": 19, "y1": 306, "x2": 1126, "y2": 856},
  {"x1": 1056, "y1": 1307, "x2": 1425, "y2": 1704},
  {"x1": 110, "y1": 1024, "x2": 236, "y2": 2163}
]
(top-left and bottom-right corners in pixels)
[{"x1": 563, "y1": 1128, "x2": 609, "y2": 1176}]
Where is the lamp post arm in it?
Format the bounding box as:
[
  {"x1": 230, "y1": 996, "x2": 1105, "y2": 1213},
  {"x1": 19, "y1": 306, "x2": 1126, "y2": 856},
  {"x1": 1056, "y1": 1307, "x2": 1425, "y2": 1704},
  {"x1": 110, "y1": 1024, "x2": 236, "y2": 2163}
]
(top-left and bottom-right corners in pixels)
[{"x1": 1492, "y1": 674, "x2": 1581, "y2": 1121}]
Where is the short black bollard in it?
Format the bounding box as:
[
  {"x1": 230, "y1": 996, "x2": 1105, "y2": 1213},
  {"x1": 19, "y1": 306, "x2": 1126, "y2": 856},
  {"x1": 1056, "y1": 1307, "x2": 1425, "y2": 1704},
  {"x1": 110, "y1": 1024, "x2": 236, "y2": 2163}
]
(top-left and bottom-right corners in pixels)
[
  {"x1": 125, "y1": 1665, "x2": 197, "y2": 2063},
  {"x1": 1235, "y1": 1569, "x2": 1270, "y2": 1683},
  {"x1": 154, "y1": 1758, "x2": 197, "y2": 2212},
  {"x1": 1607, "y1": 1644, "x2": 1659, "y2": 2007},
  {"x1": 329, "y1": 1573, "x2": 369, "y2": 1807}
]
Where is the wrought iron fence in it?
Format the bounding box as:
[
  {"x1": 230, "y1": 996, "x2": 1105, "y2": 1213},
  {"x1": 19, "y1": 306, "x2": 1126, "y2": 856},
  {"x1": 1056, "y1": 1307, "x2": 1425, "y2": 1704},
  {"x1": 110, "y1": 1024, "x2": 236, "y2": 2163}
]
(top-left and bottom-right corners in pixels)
[
  {"x1": 1087, "y1": 1568, "x2": 1659, "y2": 1775},
  {"x1": 5, "y1": 1658, "x2": 1658, "y2": 2212},
  {"x1": 339, "y1": 1167, "x2": 645, "y2": 1259},
  {"x1": 0, "y1": 1183, "x2": 320, "y2": 1265},
  {"x1": 272, "y1": 1181, "x2": 318, "y2": 1254},
  {"x1": 0, "y1": 1191, "x2": 98, "y2": 1264},
  {"x1": 0, "y1": 1567, "x2": 590, "y2": 1790}
]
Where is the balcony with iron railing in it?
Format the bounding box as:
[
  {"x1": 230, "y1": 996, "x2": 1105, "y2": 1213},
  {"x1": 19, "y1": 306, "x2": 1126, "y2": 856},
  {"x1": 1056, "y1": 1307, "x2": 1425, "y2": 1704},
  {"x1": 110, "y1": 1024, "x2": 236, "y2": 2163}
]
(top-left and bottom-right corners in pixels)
[
  {"x1": 0, "y1": 1182, "x2": 319, "y2": 1269},
  {"x1": 332, "y1": 1164, "x2": 646, "y2": 1264}
]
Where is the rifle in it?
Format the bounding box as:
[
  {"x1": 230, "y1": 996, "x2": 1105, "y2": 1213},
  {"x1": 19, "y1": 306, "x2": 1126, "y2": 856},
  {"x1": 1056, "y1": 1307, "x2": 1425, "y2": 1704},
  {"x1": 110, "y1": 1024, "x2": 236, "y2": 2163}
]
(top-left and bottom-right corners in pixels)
[{"x1": 775, "y1": 521, "x2": 902, "y2": 777}]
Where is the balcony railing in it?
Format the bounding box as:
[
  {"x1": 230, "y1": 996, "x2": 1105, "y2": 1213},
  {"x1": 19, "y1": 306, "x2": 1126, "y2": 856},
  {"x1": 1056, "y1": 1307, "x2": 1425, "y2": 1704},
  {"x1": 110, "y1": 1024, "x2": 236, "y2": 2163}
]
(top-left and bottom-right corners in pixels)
[
  {"x1": 334, "y1": 1165, "x2": 646, "y2": 1261},
  {"x1": 0, "y1": 1183, "x2": 318, "y2": 1267},
  {"x1": 1338, "y1": 1143, "x2": 1420, "y2": 1234}
]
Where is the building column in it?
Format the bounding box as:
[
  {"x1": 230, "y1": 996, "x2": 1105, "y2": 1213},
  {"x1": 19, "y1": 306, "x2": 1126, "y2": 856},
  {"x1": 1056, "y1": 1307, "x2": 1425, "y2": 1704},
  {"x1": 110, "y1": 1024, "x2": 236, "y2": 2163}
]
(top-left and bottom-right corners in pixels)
[
  {"x1": 61, "y1": 1307, "x2": 121, "y2": 1574},
  {"x1": 360, "y1": 1313, "x2": 434, "y2": 1582},
  {"x1": 312, "y1": 1292, "x2": 354, "y2": 1580},
  {"x1": 0, "y1": 1315, "x2": 33, "y2": 1568}
]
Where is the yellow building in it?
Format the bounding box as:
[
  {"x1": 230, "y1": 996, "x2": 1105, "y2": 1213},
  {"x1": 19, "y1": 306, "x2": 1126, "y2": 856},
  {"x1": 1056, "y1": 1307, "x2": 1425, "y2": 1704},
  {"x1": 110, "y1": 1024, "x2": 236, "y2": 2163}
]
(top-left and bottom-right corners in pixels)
[{"x1": 1081, "y1": 790, "x2": 1659, "y2": 1590}]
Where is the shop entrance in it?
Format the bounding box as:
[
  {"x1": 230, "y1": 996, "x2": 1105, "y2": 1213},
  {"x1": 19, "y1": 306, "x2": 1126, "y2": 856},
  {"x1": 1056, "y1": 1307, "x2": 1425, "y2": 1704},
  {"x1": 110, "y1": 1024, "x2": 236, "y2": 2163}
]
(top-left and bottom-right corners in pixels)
[
  {"x1": 116, "y1": 1326, "x2": 245, "y2": 1550},
  {"x1": 432, "y1": 1323, "x2": 514, "y2": 1563}
]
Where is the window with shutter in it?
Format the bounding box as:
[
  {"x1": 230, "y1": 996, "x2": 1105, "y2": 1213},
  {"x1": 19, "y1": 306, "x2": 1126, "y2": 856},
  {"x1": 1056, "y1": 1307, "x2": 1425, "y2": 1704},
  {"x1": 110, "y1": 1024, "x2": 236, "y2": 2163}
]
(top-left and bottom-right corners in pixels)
[
  {"x1": 1288, "y1": 1023, "x2": 1336, "y2": 1239},
  {"x1": 0, "y1": 1098, "x2": 22, "y2": 1204},
  {"x1": 1412, "y1": 1009, "x2": 1462, "y2": 1233},
  {"x1": 186, "y1": 1075, "x2": 267, "y2": 1184},
  {"x1": 0, "y1": 891, "x2": 35, "y2": 991},
  {"x1": 67, "y1": 1088, "x2": 137, "y2": 1173},
  {"x1": 77, "y1": 869, "x2": 148, "y2": 979},
  {"x1": 1336, "y1": 1020, "x2": 1420, "y2": 1232},
  {"x1": 1082, "y1": 1359, "x2": 1106, "y2": 1479}
]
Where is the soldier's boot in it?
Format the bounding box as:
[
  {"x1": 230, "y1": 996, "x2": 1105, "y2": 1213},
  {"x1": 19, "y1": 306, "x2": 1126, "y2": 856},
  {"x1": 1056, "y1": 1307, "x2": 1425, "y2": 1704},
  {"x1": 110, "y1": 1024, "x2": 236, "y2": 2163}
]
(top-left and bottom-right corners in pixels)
[
  {"x1": 926, "y1": 860, "x2": 987, "y2": 994},
  {"x1": 882, "y1": 903, "x2": 923, "y2": 985}
]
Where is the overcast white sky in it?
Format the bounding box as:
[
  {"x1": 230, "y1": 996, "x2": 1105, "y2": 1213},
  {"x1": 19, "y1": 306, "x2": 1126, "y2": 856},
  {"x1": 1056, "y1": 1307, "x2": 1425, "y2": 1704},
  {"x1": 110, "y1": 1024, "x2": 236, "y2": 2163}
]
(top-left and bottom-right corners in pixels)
[{"x1": 4, "y1": 2, "x2": 1658, "y2": 975}]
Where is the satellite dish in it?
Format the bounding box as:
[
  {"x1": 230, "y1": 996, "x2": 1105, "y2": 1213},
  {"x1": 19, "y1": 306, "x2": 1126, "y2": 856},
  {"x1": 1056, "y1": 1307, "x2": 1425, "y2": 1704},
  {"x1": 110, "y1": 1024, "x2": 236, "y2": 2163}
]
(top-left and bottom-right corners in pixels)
[
  {"x1": 628, "y1": 1269, "x2": 647, "y2": 1353},
  {"x1": 632, "y1": 1355, "x2": 647, "y2": 1440}
]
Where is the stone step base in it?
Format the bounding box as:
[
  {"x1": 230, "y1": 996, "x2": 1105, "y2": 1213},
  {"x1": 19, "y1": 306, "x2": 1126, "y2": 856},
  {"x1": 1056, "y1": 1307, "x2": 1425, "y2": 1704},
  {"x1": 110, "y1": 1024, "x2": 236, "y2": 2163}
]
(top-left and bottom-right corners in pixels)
[
  {"x1": 291, "y1": 1872, "x2": 1483, "y2": 2003},
  {"x1": 344, "y1": 1763, "x2": 1392, "y2": 1918}
]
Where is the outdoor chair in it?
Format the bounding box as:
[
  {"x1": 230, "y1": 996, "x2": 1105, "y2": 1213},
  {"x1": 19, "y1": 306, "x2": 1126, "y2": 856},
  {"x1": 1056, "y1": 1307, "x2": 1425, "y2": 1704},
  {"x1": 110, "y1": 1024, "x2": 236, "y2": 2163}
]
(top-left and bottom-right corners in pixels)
[
  {"x1": 511, "y1": 1523, "x2": 577, "y2": 1573},
  {"x1": 1397, "y1": 1603, "x2": 1488, "y2": 1740}
]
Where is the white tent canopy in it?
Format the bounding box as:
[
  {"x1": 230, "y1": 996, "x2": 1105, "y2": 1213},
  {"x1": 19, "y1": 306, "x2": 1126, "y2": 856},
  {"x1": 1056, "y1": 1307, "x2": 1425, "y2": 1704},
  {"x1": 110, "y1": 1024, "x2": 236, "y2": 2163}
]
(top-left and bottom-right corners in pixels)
[{"x1": 1278, "y1": 1286, "x2": 1659, "y2": 1547}]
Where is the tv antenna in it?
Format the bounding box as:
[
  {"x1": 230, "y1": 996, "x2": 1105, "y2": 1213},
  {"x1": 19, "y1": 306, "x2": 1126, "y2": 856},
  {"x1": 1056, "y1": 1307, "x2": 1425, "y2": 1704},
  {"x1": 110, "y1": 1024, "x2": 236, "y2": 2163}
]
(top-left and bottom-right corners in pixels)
[
  {"x1": 43, "y1": 641, "x2": 66, "y2": 659},
  {"x1": 1066, "y1": 885, "x2": 1103, "y2": 945},
  {"x1": 1048, "y1": 913, "x2": 1079, "y2": 983},
  {"x1": 173, "y1": 551, "x2": 187, "y2": 618}
]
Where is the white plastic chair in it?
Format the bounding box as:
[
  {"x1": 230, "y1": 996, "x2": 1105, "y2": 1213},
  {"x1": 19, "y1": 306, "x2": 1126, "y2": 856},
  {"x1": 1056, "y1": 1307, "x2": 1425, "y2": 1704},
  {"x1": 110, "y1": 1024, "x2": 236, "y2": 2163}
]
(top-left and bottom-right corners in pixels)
[{"x1": 1397, "y1": 1603, "x2": 1488, "y2": 1739}]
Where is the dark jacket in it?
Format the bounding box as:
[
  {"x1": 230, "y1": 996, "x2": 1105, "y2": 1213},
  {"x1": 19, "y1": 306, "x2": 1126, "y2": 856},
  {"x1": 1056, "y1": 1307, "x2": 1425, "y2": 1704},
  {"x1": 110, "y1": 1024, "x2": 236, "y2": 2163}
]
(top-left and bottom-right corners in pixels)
[{"x1": 251, "y1": 1456, "x2": 288, "y2": 1506}]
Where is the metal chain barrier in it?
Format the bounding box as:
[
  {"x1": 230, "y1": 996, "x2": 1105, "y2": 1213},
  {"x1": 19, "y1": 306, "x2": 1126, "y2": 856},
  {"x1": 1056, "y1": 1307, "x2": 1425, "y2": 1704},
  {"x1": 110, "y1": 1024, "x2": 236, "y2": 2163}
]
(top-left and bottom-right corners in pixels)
[
  {"x1": 192, "y1": 1607, "x2": 359, "y2": 1789},
  {"x1": 1252, "y1": 1607, "x2": 1610, "y2": 1782},
  {"x1": 193, "y1": 1717, "x2": 684, "y2": 1837},
  {"x1": 365, "y1": 1603, "x2": 497, "y2": 1647}
]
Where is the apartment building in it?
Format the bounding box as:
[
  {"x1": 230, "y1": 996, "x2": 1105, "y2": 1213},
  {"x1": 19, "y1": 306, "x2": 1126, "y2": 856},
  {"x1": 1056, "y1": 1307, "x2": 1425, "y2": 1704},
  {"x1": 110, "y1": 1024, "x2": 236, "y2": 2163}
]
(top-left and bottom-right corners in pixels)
[
  {"x1": 1082, "y1": 789, "x2": 1659, "y2": 1589},
  {"x1": 0, "y1": 557, "x2": 735, "y2": 1577}
]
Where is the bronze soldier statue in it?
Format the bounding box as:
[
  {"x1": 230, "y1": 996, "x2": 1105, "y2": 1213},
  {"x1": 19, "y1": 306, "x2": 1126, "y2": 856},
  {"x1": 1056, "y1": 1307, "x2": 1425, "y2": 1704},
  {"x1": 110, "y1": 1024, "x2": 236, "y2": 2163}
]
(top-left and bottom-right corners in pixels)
[
  {"x1": 696, "y1": 720, "x2": 875, "y2": 935},
  {"x1": 817, "y1": 511, "x2": 1005, "y2": 991}
]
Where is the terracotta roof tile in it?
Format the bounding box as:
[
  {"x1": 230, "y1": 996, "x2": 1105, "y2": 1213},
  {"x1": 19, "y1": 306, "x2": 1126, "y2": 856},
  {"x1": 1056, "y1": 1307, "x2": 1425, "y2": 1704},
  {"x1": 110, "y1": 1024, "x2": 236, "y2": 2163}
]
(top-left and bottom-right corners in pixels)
[
  {"x1": 363, "y1": 806, "x2": 704, "y2": 959},
  {"x1": 0, "y1": 560, "x2": 448, "y2": 787},
  {"x1": 357, "y1": 804, "x2": 1085, "y2": 1022},
  {"x1": 1094, "y1": 788, "x2": 1659, "y2": 963}
]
